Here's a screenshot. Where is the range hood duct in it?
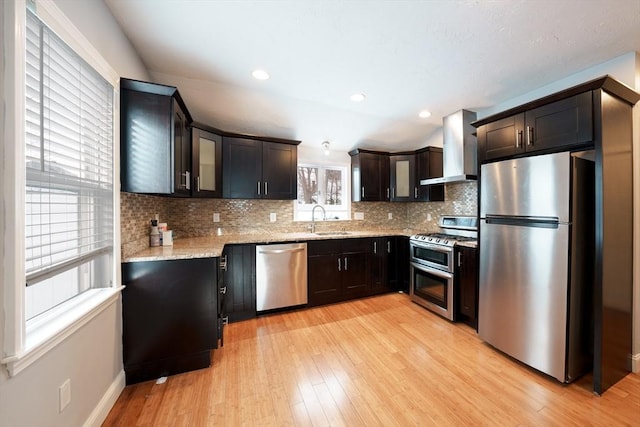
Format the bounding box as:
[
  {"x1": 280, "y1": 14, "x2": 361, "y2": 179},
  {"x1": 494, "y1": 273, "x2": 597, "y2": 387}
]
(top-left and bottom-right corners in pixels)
[{"x1": 420, "y1": 109, "x2": 477, "y2": 185}]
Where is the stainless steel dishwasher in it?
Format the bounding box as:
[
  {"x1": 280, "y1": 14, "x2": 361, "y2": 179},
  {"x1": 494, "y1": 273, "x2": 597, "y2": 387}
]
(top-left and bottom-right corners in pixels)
[{"x1": 256, "y1": 242, "x2": 308, "y2": 311}]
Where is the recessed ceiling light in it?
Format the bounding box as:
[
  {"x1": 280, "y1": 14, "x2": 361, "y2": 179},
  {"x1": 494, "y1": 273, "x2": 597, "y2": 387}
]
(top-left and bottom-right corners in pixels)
[
  {"x1": 419, "y1": 110, "x2": 432, "y2": 119},
  {"x1": 350, "y1": 93, "x2": 366, "y2": 102},
  {"x1": 252, "y1": 69, "x2": 270, "y2": 80}
]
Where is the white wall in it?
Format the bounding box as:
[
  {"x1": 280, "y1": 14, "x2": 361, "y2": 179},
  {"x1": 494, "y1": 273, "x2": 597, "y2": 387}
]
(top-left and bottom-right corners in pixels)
[
  {"x1": 476, "y1": 51, "x2": 640, "y2": 371},
  {"x1": 0, "y1": 1, "x2": 148, "y2": 426}
]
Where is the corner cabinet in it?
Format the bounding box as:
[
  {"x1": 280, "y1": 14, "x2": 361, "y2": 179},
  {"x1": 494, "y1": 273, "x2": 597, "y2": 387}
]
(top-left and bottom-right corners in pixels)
[
  {"x1": 222, "y1": 136, "x2": 299, "y2": 199},
  {"x1": 120, "y1": 78, "x2": 192, "y2": 196},
  {"x1": 121, "y1": 258, "x2": 218, "y2": 385},
  {"x1": 350, "y1": 149, "x2": 390, "y2": 201},
  {"x1": 191, "y1": 124, "x2": 222, "y2": 198}
]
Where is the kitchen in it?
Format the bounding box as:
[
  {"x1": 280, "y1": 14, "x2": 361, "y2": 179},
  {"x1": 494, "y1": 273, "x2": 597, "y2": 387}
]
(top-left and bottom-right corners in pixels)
[{"x1": 1, "y1": 1, "x2": 640, "y2": 426}]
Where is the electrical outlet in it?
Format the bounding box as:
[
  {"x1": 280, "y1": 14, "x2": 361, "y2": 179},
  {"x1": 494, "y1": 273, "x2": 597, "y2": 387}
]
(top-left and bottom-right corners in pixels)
[
  {"x1": 270, "y1": 212, "x2": 277, "y2": 222},
  {"x1": 388, "y1": 212, "x2": 393, "y2": 220},
  {"x1": 59, "y1": 379, "x2": 71, "y2": 413},
  {"x1": 213, "y1": 213, "x2": 220, "y2": 223},
  {"x1": 354, "y1": 212, "x2": 364, "y2": 220},
  {"x1": 426, "y1": 213, "x2": 433, "y2": 221}
]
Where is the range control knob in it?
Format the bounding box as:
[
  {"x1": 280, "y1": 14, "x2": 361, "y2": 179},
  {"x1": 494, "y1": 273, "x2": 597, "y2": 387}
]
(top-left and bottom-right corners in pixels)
[
  {"x1": 444, "y1": 240, "x2": 449, "y2": 244},
  {"x1": 436, "y1": 238, "x2": 441, "y2": 243}
]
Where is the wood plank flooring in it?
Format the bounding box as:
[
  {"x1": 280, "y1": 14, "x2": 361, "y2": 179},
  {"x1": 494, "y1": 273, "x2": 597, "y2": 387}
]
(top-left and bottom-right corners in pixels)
[{"x1": 103, "y1": 293, "x2": 640, "y2": 426}]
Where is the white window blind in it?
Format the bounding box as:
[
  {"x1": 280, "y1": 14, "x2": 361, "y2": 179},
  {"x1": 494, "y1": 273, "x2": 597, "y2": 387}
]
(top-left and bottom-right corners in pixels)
[{"x1": 24, "y1": 10, "x2": 114, "y2": 317}]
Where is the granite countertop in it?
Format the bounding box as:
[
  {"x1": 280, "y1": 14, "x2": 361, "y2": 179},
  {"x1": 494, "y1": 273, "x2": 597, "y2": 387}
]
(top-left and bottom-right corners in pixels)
[
  {"x1": 456, "y1": 240, "x2": 478, "y2": 249},
  {"x1": 123, "y1": 229, "x2": 415, "y2": 262}
]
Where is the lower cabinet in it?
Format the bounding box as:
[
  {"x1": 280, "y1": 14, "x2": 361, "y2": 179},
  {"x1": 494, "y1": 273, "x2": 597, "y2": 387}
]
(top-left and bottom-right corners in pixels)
[
  {"x1": 371, "y1": 237, "x2": 393, "y2": 295},
  {"x1": 308, "y1": 238, "x2": 371, "y2": 306},
  {"x1": 393, "y1": 236, "x2": 410, "y2": 293},
  {"x1": 221, "y1": 243, "x2": 256, "y2": 322},
  {"x1": 455, "y1": 245, "x2": 478, "y2": 328},
  {"x1": 121, "y1": 258, "x2": 218, "y2": 385}
]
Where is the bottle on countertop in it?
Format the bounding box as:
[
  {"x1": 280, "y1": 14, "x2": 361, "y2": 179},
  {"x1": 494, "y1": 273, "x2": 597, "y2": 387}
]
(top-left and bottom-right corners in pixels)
[{"x1": 149, "y1": 219, "x2": 160, "y2": 247}]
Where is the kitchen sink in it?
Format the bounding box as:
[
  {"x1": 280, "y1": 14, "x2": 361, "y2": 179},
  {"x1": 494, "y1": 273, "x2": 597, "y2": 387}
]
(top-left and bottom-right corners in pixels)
[{"x1": 314, "y1": 231, "x2": 351, "y2": 236}]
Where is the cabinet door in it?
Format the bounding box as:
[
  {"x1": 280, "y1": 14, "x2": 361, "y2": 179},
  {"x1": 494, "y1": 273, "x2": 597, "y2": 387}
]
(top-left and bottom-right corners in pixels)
[
  {"x1": 479, "y1": 113, "x2": 525, "y2": 162},
  {"x1": 120, "y1": 89, "x2": 173, "y2": 194},
  {"x1": 262, "y1": 142, "x2": 297, "y2": 199},
  {"x1": 395, "y1": 236, "x2": 410, "y2": 293},
  {"x1": 173, "y1": 99, "x2": 191, "y2": 196},
  {"x1": 222, "y1": 244, "x2": 256, "y2": 321},
  {"x1": 416, "y1": 148, "x2": 444, "y2": 201},
  {"x1": 121, "y1": 258, "x2": 216, "y2": 384},
  {"x1": 354, "y1": 152, "x2": 390, "y2": 201},
  {"x1": 222, "y1": 137, "x2": 263, "y2": 199},
  {"x1": 390, "y1": 155, "x2": 415, "y2": 202},
  {"x1": 456, "y1": 246, "x2": 478, "y2": 328},
  {"x1": 524, "y1": 92, "x2": 592, "y2": 153},
  {"x1": 192, "y1": 128, "x2": 222, "y2": 198},
  {"x1": 308, "y1": 254, "x2": 341, "y2": 306},
  {"x1": 370, "y1": 237, "x2": 391, "y2": 294},
  {"x1": 341, "y1": 238, "x2": 371, "y2": 299}
]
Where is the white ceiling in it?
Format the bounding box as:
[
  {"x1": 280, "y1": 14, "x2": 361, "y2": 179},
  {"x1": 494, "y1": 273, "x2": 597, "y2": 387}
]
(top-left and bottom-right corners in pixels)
[{"x1": 104, "y1": 0, "x2": 640, "y2": 153}]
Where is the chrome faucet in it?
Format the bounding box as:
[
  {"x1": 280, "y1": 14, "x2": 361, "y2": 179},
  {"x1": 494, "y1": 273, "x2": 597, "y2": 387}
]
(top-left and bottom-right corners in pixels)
[{"x1": 310, "y1": 205, "x2": 326, "y2": 233}]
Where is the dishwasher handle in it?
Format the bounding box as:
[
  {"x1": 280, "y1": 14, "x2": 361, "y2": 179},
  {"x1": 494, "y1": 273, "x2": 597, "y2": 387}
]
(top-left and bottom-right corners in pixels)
[{"x1": 257, "y1": 247, "x2": 305, "y2": 255}]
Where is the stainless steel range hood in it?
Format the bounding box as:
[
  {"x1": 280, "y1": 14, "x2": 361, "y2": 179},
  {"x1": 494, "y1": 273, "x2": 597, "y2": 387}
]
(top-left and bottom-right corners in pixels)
[{"x1": 420, "y1": 109, "x2": 477, "y2": 185}]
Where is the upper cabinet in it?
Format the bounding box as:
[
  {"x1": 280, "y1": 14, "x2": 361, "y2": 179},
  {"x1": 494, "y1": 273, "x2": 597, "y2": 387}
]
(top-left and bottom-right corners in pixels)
[
  {"x1": 415, "y1": 147, "x2": 444, "y2": 202},
  {"x1": 352, "y1": 148, "x2": 444, "y2": 203},
  {"x1": 222, "y1": 136, "x2": 298, "y2": 199},
  {"x1": 477, "y1": 92, "x2": 593, "y2": 162},
  {"x1": 350, "y1": 149, "x2": 390, "y2": 202},
  {"x1": 120, "y1": 78, "x2": 192, "y2": 196},
  {"x1": 191, "y1": 124, "x2": 222, "y2": 198}
]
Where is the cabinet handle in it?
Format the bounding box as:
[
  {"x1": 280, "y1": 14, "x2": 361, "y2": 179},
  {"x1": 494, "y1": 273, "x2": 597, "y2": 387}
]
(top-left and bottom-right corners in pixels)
[
  {"x1": 344, "y1": 256, "x2": 348, "y2": 271},
  {"x1": 264, "y1": 181, "x2": 268, "y2": 196},
  {"x1": 361, "y1": 186, "x2": 365, "y2": 198},
  {"x1": 220, "y1": 286, "x2": 227, "y2": 294},
  {"x1": 517, "y1": 130, "x2": 523, "y2": 148},
  {"x1": 196, "y1": 176, "x2": 201, "y2": 192},
  {"x1": 414, "y1": 187, "x2": 418, "y2": 199},
  {"x1": 257, "y1": 181, "x2": 261, "y2": 195},
  {"x1": 526, "y1": 126, "x2": 534, "y2": 146},
  {"x1": 222, "y1": 316, "x2": 229, "y2": 325},
  {"x1": 181, "y1": 171, "x2": 191, "y2": 189},
  {"x1": 387, "y1": 241, "x2": 391, "y2": 253},
  {"x1": 220, "y1": 255, "x2": 227, "y2": 271},
  {"x1": 374, "y1": 241, "x2": 377, "y2": 254},
  {"x1": 386, "y1": 188, "x2": 390, "y2": 199},
  {"x1": 338, "y1": 257, "x2": 341, "y2": 272},
  {"x1": 458, "y1": 252, "x2": 462, "y2": 268}
]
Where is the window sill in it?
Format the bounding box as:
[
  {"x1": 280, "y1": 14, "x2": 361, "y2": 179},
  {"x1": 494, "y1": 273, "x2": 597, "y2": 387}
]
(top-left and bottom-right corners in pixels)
[{"x1": 2, "y1": 287, "x2": 124, "y2": 377}]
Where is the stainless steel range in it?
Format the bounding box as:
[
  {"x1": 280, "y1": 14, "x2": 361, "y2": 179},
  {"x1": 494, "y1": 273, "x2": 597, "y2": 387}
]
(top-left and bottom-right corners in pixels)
[{"x1": 409, "y1": 215, "x2": 477, "y2": 320}]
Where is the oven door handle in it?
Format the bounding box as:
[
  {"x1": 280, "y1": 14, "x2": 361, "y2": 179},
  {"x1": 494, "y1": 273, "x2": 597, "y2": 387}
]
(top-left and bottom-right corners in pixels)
[
  {"x1": 410, "y1": 262, "x2": 453, "y2": 280},
  {"x1": 410, "y1": 242, "x2": 454, "y2": 254}
]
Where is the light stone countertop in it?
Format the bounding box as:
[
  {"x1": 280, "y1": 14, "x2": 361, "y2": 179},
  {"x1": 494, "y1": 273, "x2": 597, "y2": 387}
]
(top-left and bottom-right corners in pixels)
[
  {"x1": 123, "y1": 229, "x2": 415, "y2": 262},
  {"x1": 455, "y1": 240, "x2": 478, "y2": 249}
]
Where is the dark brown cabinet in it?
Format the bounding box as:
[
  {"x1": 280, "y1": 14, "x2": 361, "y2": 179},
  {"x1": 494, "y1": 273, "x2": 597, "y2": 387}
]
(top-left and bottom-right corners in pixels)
[
  {"x1": 455, "y1": 245, "x2": 478, "y2": 328},
  {"x1": 191, "y1": 125, "x2": 222, "y2": 198},
  {"x1": 350, "y1": 150, "x2": 390, "y2": 201},
  {"x1": 121, "y1": 258, "x2": 217, "y2": 385},
  {"x1": 371, "y1": 237, "x2": 392, "y2": 295},
  {"x1": 222, "y1": 136, "x2": 298, "y2": 199},
  {"x1": 393, "y1": 236, "x2": 410, "y2": 293},
  {"x1": 120, "y1": 78, "x2": 192, "y2": 196},
  {"x1": 478, "y1": 92, "x2": 593, "y2": 162},
  {"x1": 415, "y1": 147, "x2": 445, "y2": 201},
  {"x1": 221, "y1": 244, "x2": 256, "y2": 322},
  {"x1": 308, "y1": 238, "x2": 371, "y2": 306}
]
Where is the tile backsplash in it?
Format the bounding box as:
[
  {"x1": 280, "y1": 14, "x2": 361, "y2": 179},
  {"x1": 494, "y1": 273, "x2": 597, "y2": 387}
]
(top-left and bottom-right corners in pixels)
[{"x1": 120, "y1": 181, "x2": 477, "y2": 258}]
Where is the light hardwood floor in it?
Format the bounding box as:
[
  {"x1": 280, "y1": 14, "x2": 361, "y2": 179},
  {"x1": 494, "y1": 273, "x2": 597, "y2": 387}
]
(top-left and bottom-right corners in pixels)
[{"x1": 103, "y1": 293, "x2": 640, "y2": 426}]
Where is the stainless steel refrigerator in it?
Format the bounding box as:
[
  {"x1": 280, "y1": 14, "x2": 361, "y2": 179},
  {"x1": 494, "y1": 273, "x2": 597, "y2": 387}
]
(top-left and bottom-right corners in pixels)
[{"x1": 478, "y1": 151, "x2": 594, "y2": 383}]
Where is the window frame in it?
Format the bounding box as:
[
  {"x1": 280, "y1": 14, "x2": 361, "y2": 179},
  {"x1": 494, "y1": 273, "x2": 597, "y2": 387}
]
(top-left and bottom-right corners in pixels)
[
  {"x1": 295, "y1": 163, "x2": 350, "y2": 221},
  {"x1": 1, "y1": 0, "x2": 122, "y2": 377}
]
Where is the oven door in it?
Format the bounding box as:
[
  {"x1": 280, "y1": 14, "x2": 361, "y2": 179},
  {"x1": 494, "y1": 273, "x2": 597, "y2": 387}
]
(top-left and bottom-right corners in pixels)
[
  {"x1": 410, "y1": 241, "x2": 453, "y2": 272},
  {"x1": 410, "y1": 262, "x2": 454, "y2": 321}
]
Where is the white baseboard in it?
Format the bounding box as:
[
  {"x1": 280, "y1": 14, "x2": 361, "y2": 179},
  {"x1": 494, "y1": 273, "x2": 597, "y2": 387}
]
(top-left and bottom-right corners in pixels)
[
  {"x1": 632, "y1": 353, "x2": 640, "y2": 373},
  {"x1": 83, "y1": 370, "x2": 125, "y2": 427}
]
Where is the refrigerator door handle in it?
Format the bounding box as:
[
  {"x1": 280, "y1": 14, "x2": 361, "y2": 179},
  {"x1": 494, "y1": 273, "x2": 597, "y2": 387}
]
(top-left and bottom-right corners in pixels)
[{"x1": 485, "y1": 215, "x2": 560, "y2": 228}]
